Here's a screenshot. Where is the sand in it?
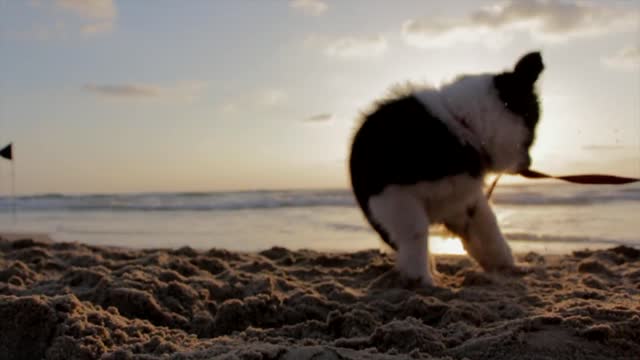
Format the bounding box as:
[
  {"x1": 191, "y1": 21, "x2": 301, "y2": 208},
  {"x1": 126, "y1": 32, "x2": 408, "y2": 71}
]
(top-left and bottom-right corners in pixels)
[{"x1": 0, "y1": 235, "x2": 639, "y2": 360}]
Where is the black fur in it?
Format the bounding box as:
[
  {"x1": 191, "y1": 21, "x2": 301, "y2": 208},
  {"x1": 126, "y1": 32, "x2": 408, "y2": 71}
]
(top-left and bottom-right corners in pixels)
[
  {"x1": 349, "y1": 95, "x2": 487, "y2": 248},
  {"x1": 493, "y1": 52, "x2": 544, "y2": 148}
]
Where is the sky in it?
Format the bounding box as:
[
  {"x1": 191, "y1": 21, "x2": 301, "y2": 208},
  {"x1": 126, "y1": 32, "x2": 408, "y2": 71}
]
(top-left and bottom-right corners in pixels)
[{"x1": 0, "y1": 0, "x2": 639, "y2": 195}]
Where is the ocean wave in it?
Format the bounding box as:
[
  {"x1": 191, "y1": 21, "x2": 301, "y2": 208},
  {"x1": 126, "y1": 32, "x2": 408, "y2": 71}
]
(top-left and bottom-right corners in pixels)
[
  {"x1": 0, "y1": 184, "x2": 638, "y2": 212},
  {"x1": 0, "y1": 190, "x2": 357, "y2": 212}
]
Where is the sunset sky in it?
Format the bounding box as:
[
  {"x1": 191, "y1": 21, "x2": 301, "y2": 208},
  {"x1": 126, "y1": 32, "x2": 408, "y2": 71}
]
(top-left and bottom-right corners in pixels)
[{"x1": 1, "y1": 0, "x2": 638, "y2": 195}]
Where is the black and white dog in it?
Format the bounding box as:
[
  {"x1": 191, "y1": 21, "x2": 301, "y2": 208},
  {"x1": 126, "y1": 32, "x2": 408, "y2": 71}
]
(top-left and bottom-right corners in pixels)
[{"x1": 349, "y1": 52, "x2": 544, "y2": 285}]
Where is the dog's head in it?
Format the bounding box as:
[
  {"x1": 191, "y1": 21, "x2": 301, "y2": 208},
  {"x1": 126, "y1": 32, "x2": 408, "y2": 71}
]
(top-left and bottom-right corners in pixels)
[{"x1": 493, "y1": 52, "x2": 544, "y2": 173}]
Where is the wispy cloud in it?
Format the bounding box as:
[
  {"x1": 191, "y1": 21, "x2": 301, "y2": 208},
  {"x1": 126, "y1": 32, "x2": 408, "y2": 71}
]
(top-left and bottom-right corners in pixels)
[
  {"x1": 304, "y1": 113, "x2": 333, "y2": 123},
  {"x1": 84, "y1": 84, "x2": 160, "y2": 97},
  {"x1": 289, "y1": 0, "x2": 327, "y2": 16},
  {"x1": 56, "y1": 0, "x2": 116, "y2": 35},
  {"x1": 11, "y1": 0, "x2": 117, "y2": 39},
  {"x1": 84, "y1": 81, "x2": 207, "y2": 102},
  {"x1": 603, "y1": 45, "x2": 640, "y2": 71},
  {"x1": 402, "y1": 0, "x2": 638, "y2": 49},
  {"x1": 56, "y1": 0, "x2": 115, "y2": 20},
  {"x1": 306, "y1": 34, "x2": 388, "y2": 59}
]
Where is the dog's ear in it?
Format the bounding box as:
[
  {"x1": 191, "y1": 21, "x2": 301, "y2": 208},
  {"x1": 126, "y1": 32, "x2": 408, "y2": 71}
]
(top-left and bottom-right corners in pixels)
[{"x1": 514, "y1": 51, "x2": 544, "y2": 86}]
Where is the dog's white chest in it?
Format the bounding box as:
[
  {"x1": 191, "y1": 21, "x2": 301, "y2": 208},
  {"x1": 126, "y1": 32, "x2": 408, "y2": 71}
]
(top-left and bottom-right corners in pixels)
[{"x1": 406, "y1": 174, "x2": 483, "y2": 223}]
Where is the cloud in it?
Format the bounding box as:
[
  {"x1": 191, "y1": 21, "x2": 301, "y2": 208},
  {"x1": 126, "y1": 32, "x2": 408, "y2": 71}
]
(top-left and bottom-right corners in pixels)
[
  {"x1": 55, "y1": 0, "x2": 116, "y2": 35},
  {"x1": 304, "y1": 113, "x2": 333, "y2": 123},
  {"x1": 402, "y1": 0, "x2": 638, "y2": 49},
  {"x1": 84, "y1": 84, "x2": 160, "y2": 97},
  {"x1": 4, "y1": 1, "x2": 117, "y2": 40},
  {"x1": 603, "y1": 45, "x2": 640, "y2": 71},
  {"x1": 55, "y1": 0, "x2": 115, "y2": 20},
  {"x1": 84, "y1": 81, "x2": 207, "y2": 102},
  {"x1": 306, "y1": 34, "x2": 388, "y2": 59},
  {"x1": 289, "y1": 0, "x2": 327, "y2": 16},
  {"x1": 219, "y1": 88, "x2": 289, "y2": 113}
]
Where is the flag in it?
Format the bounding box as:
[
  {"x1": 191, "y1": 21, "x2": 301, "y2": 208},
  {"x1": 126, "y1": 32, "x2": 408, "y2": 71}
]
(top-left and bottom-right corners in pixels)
[{"x1": 0, "y1": 143, "x2": 12, "y2": 160}]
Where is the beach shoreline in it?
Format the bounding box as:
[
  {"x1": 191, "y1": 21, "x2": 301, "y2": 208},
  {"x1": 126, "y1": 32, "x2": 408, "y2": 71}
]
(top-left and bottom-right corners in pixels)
[{"x1": 1, "y1": 232, "x2": 639, "y2": 359}]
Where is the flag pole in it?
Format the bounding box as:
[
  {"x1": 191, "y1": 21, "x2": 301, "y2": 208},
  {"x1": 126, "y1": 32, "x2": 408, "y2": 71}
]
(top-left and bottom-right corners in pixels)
[
  {"x1": 0, "y1": 142, "x2": 15, "y2": 222},
  {"x1": 11, "y1": 159, "x2": 15, "y2": 223}
]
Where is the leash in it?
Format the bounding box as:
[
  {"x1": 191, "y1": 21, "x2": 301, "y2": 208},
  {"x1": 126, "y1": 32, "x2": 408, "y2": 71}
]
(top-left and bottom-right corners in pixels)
[
  {"x1": 519, "y1": 169, "x2": 640, "y2": 184},
  {"x1": 486, "y1": 170, "x2": 640, "y2": 199}
]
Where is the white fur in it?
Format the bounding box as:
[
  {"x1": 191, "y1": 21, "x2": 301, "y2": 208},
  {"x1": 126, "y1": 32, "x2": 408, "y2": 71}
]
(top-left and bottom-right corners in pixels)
[
  {"x1": 369, "y1": 174, "x2": 513, "y2": 284},
  {"x1": 444, "y1": 195, "x2": 514, "y2": 271},
  {"x1": 414, "y1": 74, "x2": 531, "y2": 173},
  {"x1": 368, "y1": 74, "x2": 526, "y2": 283},
  {"x1": 369, "y1": 186, "x2": 431, "y2": 284}
]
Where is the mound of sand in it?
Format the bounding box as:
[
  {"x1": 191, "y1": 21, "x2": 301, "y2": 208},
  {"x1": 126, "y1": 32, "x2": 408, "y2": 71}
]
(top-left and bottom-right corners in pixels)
[{"x1": 0, "y1": 236, "x2": 639, "y2": 359}]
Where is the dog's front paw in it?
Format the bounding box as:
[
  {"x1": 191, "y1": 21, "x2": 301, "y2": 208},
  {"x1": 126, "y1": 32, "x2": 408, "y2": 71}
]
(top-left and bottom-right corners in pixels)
[
  {"x1": 478, "y1": 254, "x2": 516, "y2": 273},
  {"x1": 497, "y1": 264, "x2": 534, "y2": 277}
]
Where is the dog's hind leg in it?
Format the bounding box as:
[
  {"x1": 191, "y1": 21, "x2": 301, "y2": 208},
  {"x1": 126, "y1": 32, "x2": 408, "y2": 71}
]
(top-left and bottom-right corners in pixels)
[
  {"x1": 369, "y1": 187, "x2": 433, "y2": 285},
  {"x1": 445, "y1": 196, "x2": 514, "y2": 272}
]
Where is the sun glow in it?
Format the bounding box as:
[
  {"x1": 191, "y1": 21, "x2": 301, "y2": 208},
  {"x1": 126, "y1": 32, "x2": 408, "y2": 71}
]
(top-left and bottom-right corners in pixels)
[{"x1": 429, "y1": 235, "x2": 467, "y2": 255}]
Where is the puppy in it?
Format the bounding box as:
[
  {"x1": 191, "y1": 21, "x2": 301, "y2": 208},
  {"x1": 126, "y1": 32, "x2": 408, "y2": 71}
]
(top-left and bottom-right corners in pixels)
[{"x1": 349, "y1": 52, "x2": 544, "y2": 285}]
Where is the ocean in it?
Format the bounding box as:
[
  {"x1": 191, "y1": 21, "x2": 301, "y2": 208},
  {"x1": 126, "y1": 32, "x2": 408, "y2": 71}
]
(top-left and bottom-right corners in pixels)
[{"x1": 1, "y1": 182, "x2": 639, "y2": 255}]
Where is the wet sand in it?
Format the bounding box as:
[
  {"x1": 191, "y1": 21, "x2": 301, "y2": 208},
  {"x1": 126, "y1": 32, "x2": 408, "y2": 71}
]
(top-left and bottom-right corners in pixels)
[{"x1": 1, "y1": 234, "x2": 639, "y2": 359}]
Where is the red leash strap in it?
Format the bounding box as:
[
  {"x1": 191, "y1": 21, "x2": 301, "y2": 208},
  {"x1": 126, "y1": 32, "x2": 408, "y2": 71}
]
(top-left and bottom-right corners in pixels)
[
  {"x1": 519, "y1": 169, "x2": 640, "y2": 185},
  {"x1": 486, "y1": 169, "x2": 639, "y2": 200}
]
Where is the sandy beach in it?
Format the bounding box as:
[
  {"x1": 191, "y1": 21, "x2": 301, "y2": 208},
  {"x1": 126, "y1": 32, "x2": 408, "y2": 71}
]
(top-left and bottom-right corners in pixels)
[{"x1": 0, "y1": 234, "x2": 639, "y2": 360}]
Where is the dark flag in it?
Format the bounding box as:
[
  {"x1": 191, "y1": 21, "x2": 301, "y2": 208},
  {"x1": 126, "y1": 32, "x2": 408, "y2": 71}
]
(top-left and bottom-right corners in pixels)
[{"x1": 0, "y1": 143, "x2": 12, "y2": 160}]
